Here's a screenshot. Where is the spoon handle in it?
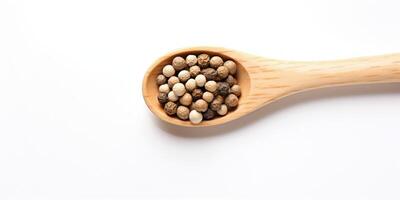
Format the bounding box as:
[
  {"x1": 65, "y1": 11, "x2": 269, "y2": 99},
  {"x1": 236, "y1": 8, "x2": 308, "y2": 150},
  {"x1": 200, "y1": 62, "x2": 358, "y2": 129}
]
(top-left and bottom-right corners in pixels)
[{"x1": 295, "y1": 53, "x2": 400, "y2": 90}]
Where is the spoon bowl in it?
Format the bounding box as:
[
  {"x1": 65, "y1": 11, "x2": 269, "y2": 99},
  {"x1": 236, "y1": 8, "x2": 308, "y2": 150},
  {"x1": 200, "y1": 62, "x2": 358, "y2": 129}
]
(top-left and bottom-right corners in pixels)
[{"x1": 143, "y1": 47, "x2": 400, "y2": 127}]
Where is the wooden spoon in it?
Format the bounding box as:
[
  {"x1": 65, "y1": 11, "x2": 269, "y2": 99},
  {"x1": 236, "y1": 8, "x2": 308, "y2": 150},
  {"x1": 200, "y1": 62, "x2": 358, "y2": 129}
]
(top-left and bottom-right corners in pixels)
[{"x1": 142, "y1": 47, "x2": 400, "y2": 127}]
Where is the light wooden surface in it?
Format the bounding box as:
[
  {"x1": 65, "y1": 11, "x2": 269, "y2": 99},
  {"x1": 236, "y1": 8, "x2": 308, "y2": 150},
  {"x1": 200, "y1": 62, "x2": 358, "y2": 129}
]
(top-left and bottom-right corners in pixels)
[{"x1": 142, "y1": 47, "x2": 400, "y2": 127}]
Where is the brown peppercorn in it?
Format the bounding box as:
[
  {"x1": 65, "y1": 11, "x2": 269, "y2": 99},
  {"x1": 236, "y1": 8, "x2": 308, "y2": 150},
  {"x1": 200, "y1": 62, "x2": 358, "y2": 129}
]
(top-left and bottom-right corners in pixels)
[
  {"x1": 177, "y1": 106, "x2": 190, "y2": 120},
  {"x1": 167, "y1": 76, "x2": 179, "y2": 88},
  {"x1": 197, "y1": 54, "x2": 210, "y2": 68},
  {"x1": 193, "y1": 99, "x2": 208, "y2": 112},
  {"x1": 191, "y1": 88, "x2": 203, "y2": 101},
  {"x1": 201, "y1": 68, "x2": 217, "y2": 80},
  {"x1": 210, "y1": 99, "x2": 222, "y2": 111},
  {"x1": 172, "y1": 56, "x2": 187, "y2": 70},
  {"x1": 157, "y1": 92, "x2": 168, "y2": 104},
  {"x1": 164, "y1": 102, "x2": 177, "y2": 115},
  {"x1": 156, "y1": 74, "x2": 167, "y2": 85},
  {"x1": 225, "y1": 75, "x2": 237, "y2": 86},
  {"x1": 189, "y1": 65, "x2": 201, "y2": 77},
  {"x1": 217, "y1": 82, "x2": 230, "y2": 96},
  {"x1": 203, "y1": 109, "x2": 216, "y2": 120},
  {"x1": 230, "y1": 85, "x2": 241, "y2": 97},
  {"x1": 210, "y1": 56, "x2": 224, "y2": 68},
  {"x1": 225, "y1": 94, "x2": 239, "y2": 108},
  {"x1": 217, "y1": 66, "x2": 229, "y2": 79}
]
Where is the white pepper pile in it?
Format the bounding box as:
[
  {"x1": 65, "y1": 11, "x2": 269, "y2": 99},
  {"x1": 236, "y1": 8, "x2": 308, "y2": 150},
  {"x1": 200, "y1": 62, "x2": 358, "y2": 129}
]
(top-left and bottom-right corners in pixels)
[{"x1": 156, "y1": 54, "x2": 241, "y2": 124}]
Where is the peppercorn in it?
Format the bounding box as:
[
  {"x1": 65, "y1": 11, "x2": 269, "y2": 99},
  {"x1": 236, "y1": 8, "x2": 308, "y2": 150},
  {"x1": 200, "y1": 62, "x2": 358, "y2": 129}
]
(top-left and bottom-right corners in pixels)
[
  {"x1": 157, "y1": 92, "x2": 168, "y2": 104},
  {"x1": 189, "y1": 110, "x2": 203, "y2": 124},
  {"x1": 156, "y1": 74, "x2": 167, "y2": 85},
  {"x1": 191, "y1": 88, "x2": 203, "y2": 101},
  {"x1": 225, "y1": 94, "x2": 239, "y2": 108},
  {"x1": 178, "y1": 70, "x2": 190, "y2": 82},
  {"x1": 159, "y1": 84, "x2": 170, "y2": 93},
  {"x1": 205, "y1": 81, "x2": 217, "y2": 92},
  {"x1": 195, "y1": 74, "x2": 206, "y2": 87},
  {"x1": 201, "y1": 68, "x2": 217, "y2": 80},
  {"x1": 217, "y1": 66, "x2": 229, "y2": 79},
  {"x1": 197, "y1": 54, "x2": 210, "y2": 68},
  {"x1": 226, "y1": 75, "x2": 237, "y2": 86},
  {"x1": 172, "y1": 56, "x2": 187, "y2": 70},
  {"x1": 224, "y1": 60, "x2": 237, "y2": 75},
  {"x1": 193, "y1": 99, "x2": 208, "y2": 112},
  {"x1": 202, "y1": 91, "x2": 214, "y2": 103},
  {"x1": 217, "y1": 104, "x2": 228, "y2": 115},
  {"x1": 167, "y1": 76, "x2": 179, "y2": 88},
  {"x1": 185, "y1": 78, "x2": 196, "y2": 91},
  {"x1": 230, "y1": 85, "x2": 241, "y2": 97},
  {"x1": 177, "y1": 106, "x2": 190, "y2": 120},
  {"x1": 179, "y1": 93, "x2": 192, "y2": 106},
  {"x1": 210, "y1": 56, "x2": 223, "y2": 68},
  {"x1": 172, "y1": 83, "x2": 186, "y2": 96},
  {"x1": 217, "y1": 82, "x2": 230, "y2": 96},
  {"x1": 203, "y1": 109, "x2": 216, "y2": 120},
  {"x1": 189, "y1": 65, "x2": 200, "y2": 77},
  {"x1": 210, "y1": 98, "x2": 222, "y2": 111},
  {"x1": 164, "y1": 102, "x2": 177, "y2": 115},
  {"x1": 162, "y1": 65, "x2": 175, "y2": 77},
  {"x1": 167, "y1": 91, "x2": 179, "y2": 102},
  {"x1": 186, "y1": 55, "x2": 197, "y2": 66}
]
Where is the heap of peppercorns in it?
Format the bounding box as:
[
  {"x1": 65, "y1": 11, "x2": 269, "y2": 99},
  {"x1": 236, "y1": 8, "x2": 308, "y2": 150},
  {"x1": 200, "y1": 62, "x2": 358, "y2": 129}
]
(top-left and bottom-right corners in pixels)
[{"x1": 156, "y1": 54, "x2": 241, "y2": 124}]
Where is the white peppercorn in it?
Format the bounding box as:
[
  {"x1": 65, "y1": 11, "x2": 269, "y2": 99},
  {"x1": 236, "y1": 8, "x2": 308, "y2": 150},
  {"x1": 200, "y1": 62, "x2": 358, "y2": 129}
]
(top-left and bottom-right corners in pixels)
[
  {"x1": 156, "y1": 74, "x2": 167, "y2": 85},
  {"x1": 172, "y1": 83, "x2": 186, "y2": 96},
  {"x1": 177, "y1": 106, "x2": 190, "y2": 120},
  {"x1": 230, "y1": 85, "x2": 241, "y2": 97},
  {"x1": 224, "y1": 60, "x2": 237, "y2": 75},
  {"x1": 179, "y1": 93, "x2": 192, "y2": 106},
  {"x1": 202, "y1": 91, "x2": 214, "y2": 103},
  {"x1": 167, "y1": 76, "x2": 179, "y2": 88},
  {"x1": 205, "y1": 81, "x2": 217, "y2": 92},
  {"x1": 217, "y1": 66, "x2": 229, "y2": 79},
  {"x1": 189, "y1": 65, "x2": 201, "y2": 77},
  {"x1": 186, "y1": 55, "x2": 197, "y2": 66},
  {"x1": 197, "y1": 54, "x2": 210, "y2": 68},
  {"x1": 164, "y1": 102, "x2": 177, "y2": 115},
  {"x1": 157, "y1": 92, "x2": 168, "y2": 104},
  {"x1": 167, "y1": 91, "x2": 179, "y2": 102},
  {"x1": 193, "y1": 99, "x2": 208, "y2": 112},
  {"x1": 210, "y1": 56, "x2": 224, "y2": 68},
  {"x1": 172, "y1": 56, "x2": 187, "y2": 70},
  {"x1": 159, "y1": 84, "x2": 170, "y2": 93},
  {"x1": 195, "y1": 74, "x2": 206, "y2": 87},
  {"x1": 162, "y1": 64, "x2": 175, "y2": 77},
  {"x1": 178, "y1": 70, "x2": 190, "y2": 82},
  {"x1": 217, "y1": 104, "x2": 228, "y2": 115},
  {"x1": 225, "y1": 94, "x2": 239, "y2": 108},
  {"x1": 189, "y1": 110, "x2": 203, "y2": 124},
  {"x1": 185, "y1": 78, "x2": 196, "y2": 91}
]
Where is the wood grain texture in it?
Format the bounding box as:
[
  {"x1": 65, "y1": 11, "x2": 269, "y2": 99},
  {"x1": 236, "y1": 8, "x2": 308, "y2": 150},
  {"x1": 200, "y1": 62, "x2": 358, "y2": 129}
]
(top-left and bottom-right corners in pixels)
[{"x1": 142, "y1": 47, "x2": 400, "y2": 127}]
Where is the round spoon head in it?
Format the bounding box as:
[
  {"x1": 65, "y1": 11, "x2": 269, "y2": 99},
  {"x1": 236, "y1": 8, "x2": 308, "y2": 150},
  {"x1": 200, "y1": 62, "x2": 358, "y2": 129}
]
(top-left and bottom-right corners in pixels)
[{"x1": 142, "y1": 47, "x2": 252, "y2": 127}]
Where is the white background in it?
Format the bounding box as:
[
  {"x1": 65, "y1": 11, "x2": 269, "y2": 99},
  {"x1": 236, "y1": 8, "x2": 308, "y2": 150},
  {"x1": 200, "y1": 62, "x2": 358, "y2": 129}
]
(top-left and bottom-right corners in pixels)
[{"x1": 1, "y1": 0, "x2": 400, "y2": 199}]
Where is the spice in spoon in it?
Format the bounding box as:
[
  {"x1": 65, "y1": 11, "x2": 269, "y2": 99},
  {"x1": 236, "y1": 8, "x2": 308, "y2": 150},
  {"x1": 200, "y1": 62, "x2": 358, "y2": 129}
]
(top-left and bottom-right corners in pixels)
[{"x1": 156, "y1": 54, "x2": 241, "y2": 124}]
